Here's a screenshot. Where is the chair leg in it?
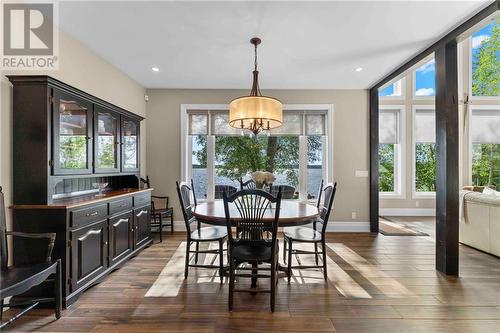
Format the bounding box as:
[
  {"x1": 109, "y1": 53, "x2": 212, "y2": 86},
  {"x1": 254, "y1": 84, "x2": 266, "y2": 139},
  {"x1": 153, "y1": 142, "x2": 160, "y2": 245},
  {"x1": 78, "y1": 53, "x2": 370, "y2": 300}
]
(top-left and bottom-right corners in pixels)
[
  {"x1": 159, "y1": 215, "x2": 163, "y2": 243},
  {"x1": 287, "y1": 239, "x2": 293, "y2": 283},
  {"x1": 170, "y1": 213, "x2": 174, "y2": 233},
  {"x1": 195, "y1": 242, "x2": 200, "y2": 264},
  {"x1": 314, "y1": 242, "x2": 319, "y2": 265},
  {"x1": 322, "y1": 240, "x2": 328, "y2": 280},
  {"x1": 185, "y1": 240, "x2": 190, "y2": 279},
  {"x1": 228, "y1": 256, "x2": 234, "y2": 311},
  {"x1": 218, "y1": 239, "x2": 224, "y2": 284},
  {"x1": 0, "y1": 299, "x2": 3, "y2": 321},
  {"x1": 270, "y1": 257, "x2": 276, "y2": 312},
  {"x1": 283, "y1": 237, "x2": 287, "y2": 263},
  {"x1": 55, "y1": 259, "x2": 62, "y2": 319}
]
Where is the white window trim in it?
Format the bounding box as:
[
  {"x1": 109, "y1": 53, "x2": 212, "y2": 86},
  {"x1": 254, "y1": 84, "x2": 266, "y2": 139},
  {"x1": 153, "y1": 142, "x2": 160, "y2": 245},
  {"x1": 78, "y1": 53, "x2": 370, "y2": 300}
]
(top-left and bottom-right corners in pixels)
[
  {"x1": 180, "y1": 103, "x2": 334, "y2": 202},
  {"x1": 412, "y1": 105, "x2": 436, "y2": 199},
  {"x1": 412, "y1": 55, "x2": 436, "y2": 101},
  {"x1": 467, "y1": 104, "x2": 500, "y2": 185},
  {"x1": 379, "y1": 105, "x2": 406, "y2": 199}
]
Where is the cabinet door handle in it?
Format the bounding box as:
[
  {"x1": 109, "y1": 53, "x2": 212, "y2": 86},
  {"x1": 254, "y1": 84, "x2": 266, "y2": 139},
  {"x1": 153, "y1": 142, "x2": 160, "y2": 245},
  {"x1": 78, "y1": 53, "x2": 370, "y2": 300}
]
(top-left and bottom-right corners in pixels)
[
  {"x1": 103, "y1": 241, "x2": 108, "y2": 245},
  {"x1": 136, "y1": 210, "x2": 147, "y2": 217},
  {"x1": 113, "y1": 218, "x2": 129, "y2": 227},
  {"x1": 135, "y1": 226, "x2": 138, "y2": 230},
  {"x1": 86, "y1": 211, "x2": 99, "y2": 217}
]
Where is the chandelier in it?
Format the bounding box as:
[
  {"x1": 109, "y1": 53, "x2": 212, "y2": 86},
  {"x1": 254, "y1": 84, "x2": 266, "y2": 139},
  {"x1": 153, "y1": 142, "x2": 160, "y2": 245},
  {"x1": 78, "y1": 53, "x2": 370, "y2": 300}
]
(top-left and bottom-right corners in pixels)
[{"x1": 229, "y1": 37, "x2": 283, "y2": 135}]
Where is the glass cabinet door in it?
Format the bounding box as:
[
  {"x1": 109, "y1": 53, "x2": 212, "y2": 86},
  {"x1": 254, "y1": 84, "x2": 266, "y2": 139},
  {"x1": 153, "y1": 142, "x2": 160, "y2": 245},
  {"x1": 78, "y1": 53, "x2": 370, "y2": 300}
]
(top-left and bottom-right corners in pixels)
[
  {"x1": 121, "y1": 118, "x2": 140, "y2": 171},
  {"x1": 52, "y1": 89, "x2": 93, "y2": 175},
  {"x1": 95, "y1": 107, "x2": 120, "y2": 173}
]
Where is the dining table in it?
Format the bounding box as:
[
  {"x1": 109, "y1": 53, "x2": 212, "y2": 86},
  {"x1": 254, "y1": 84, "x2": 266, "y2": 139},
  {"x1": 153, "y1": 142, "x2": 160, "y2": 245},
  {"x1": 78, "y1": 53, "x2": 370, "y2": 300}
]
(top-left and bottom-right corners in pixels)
[{"x1": 192, "y1": 200, "x2": 320, "y2": 286}]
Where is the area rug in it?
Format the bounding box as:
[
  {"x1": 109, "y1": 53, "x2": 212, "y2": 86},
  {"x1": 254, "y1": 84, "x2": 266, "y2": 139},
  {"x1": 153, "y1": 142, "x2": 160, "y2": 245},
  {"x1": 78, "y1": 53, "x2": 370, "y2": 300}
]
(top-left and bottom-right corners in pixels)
[{"x1": 379, "y1": 217, "x2": 429, "y2": 236}]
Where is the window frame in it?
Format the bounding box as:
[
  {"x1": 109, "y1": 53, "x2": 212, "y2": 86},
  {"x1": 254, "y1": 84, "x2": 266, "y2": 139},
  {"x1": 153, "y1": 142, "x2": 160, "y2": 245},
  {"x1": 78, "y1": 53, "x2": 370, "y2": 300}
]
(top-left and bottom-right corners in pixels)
[
  {"x1": 379, "y1": 105, "x2": 406, "y2": 199},
  {"x1": 180, "y1": 104, "x2": 334, "y2": 202},
  {"x1": 412, "y1": 105, "x2": 437, "y2": 199}
]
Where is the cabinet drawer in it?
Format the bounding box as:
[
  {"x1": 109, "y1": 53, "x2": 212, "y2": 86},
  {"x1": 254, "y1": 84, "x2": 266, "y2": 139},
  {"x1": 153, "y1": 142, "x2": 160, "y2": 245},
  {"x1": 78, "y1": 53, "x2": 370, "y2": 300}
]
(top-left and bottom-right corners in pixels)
[
  {"x1": 71, "y1": 204, "x2": 108, "y2": 228},
  {"x1": 109, "y1": 197, "x2": 133, "y2": 216},
  {"x1": 134, "y1": 193, "x2": 150, "y2": 207}
]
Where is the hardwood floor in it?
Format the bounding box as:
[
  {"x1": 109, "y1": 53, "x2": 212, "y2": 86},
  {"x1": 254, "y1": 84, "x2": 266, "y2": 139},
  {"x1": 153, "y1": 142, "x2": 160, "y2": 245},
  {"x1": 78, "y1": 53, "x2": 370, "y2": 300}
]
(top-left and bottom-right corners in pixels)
[{"x1": 3, "y1": 231, "x2": 500, "y2": 333}]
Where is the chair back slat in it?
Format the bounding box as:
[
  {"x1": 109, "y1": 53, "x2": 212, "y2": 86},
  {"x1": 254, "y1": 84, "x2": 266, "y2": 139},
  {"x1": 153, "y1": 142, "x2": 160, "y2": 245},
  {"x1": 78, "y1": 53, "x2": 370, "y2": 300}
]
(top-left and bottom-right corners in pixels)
[
  {"x1": 319, "y1": 182, "x2": 337, "y2": 234},
  {"x1": 176, "y1": 181, "x2": 197, "y2": 233},
  {"x1": 223, "y1": 188, "x2": 281, "y2": 248},
  {"x1": 239, "y1": 178, "x2": 256, "y2": 190},
  {"x1": 0, "y1": 186, "x2": 8, "y2": 270},
  {"x1": 190, "y1": 179, "x2": 198, "y2": 206}
]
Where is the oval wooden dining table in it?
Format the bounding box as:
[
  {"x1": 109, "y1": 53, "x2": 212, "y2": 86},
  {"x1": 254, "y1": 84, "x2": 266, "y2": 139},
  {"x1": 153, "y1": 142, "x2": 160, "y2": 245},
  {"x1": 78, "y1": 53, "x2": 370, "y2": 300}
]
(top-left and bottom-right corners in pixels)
[{"x1": 192, "y1": 200, "x2": 320, "y2": 227}]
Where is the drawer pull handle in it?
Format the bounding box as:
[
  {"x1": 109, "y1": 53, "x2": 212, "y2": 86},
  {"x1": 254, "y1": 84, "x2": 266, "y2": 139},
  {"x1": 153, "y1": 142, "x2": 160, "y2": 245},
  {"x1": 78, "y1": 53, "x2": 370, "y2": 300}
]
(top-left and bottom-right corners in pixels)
[
  {"x1": 136, "y1": 210, "x2": 147, "y2": 217},
  {"x1": 86, "y1": 211, "x2": 99, "y2": 217}
]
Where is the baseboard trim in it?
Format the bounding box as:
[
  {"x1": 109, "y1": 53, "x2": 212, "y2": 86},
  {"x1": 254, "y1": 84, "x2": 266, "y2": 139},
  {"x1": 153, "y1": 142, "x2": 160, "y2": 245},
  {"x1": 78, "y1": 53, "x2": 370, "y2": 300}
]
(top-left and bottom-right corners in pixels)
[
  {"x1": 379, "y1": 208, "x2": 436, "y2": 216},
  {"x1": 170, "y1": 221, "x2": 370, "y2": 233}
]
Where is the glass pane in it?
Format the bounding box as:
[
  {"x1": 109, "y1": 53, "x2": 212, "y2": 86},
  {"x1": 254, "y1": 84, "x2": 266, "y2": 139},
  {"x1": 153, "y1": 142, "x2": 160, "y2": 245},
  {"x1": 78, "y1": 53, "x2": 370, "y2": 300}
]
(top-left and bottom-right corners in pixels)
[
  {"x1": 192, "y1": 135, "x2": 207, "y2": 199},
  {"x1": 214, "y1": 135, "x2": 299, "y2": 199},
  {"x1": 415, "y1": 143, "x2": 436, "y2": 192},
  {"x1": 414, "y1": 59, "x2": 435, "y2": 97},
  {"x1": 306, "y1": 114, "x2": 325, "y2": 136},
  {"x1": 307, "y1": 136, "x2": 323, "y2": 199},
  {"x1": 472, "y1": 143, "x2": 500, "y2": 186},
  {"x1": 379, "y1": 79, "x2": 402, "y2": 97},
  {"x1": 189, "y1": 114, "x2": 208, "y2": 135},
  {"x1": 59, "y1": 99, "x2": 88, "y2": 169},
  {"x1": 96, "y1": 112, "x2": 117, "y2": 169},
  {"x1": 471, "y1": 20, "x2": 499, "y2": 97},
  {"x1": 123, "y1": 120, "x2": 138, "y2": 169},
  {"x1": 379, "y1": 143, "x2": 395, "y2": 192}
]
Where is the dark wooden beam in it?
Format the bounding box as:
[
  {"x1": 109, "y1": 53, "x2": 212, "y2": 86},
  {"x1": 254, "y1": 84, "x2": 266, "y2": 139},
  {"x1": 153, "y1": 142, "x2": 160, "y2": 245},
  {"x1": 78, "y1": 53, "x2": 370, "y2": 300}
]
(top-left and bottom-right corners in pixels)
[
  {"x1": 370, "y1": 1, "x2": 499, "y2": 90},
  {"x1": 369, "y1": 88, "x2": 379, "y2": 233},
  {"x1": 435, "y1": 41, "x2": 459, "y2": 276}
]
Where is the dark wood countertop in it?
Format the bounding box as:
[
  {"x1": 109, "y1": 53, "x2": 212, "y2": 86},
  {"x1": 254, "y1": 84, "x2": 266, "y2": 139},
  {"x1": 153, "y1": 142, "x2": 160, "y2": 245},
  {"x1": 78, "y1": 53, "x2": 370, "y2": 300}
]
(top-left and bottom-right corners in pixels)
[{"x1": 11, "y1": 188, "x2": 153, "y2": 210}]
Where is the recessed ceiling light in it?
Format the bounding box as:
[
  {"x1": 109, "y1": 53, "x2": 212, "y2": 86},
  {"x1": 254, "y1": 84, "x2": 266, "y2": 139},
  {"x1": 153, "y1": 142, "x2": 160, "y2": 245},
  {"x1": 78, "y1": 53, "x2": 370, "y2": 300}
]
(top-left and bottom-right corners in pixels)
[
  {"x1": 151, "y1": 66, "x2": 160, "y2": 72},
  {"x1": 355, "y1": 67, "x2": 363, "y2": 72}
]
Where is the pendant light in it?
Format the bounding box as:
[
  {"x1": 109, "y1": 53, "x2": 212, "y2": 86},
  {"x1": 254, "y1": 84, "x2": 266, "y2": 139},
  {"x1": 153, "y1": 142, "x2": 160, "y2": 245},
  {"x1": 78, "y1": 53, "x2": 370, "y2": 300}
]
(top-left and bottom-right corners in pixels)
[{"x1": 229, "y1": 37, "x2": 283, "y2": 135}]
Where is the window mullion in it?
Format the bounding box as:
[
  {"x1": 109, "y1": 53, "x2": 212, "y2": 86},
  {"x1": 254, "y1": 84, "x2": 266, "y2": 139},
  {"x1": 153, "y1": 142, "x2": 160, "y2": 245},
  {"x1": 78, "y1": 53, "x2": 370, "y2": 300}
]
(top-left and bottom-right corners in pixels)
[
  {"x1": 299, "y1": 135, "x2": 307, "y2": 201},
  {"x1": 207, "y1": 135, "x2": 215, "y2": 200}
]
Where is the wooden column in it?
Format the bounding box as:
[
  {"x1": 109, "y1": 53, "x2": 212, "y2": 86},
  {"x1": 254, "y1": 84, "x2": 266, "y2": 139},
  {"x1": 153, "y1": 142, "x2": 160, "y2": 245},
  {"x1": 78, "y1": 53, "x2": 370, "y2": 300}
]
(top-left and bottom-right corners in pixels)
[
  {"x1": 369, "y1": 88, "x2": 379, "y2": 233},
  {"x1": 435, "y1": 41, "x2": 459, "y2": 275}
]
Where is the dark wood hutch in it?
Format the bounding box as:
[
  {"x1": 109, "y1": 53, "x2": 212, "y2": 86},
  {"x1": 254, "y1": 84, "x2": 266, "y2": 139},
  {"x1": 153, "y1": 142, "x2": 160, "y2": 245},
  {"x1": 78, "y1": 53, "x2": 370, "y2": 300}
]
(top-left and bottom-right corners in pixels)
[{"x1": 8, "y1": 76, "x2": 152, "y2": 307}]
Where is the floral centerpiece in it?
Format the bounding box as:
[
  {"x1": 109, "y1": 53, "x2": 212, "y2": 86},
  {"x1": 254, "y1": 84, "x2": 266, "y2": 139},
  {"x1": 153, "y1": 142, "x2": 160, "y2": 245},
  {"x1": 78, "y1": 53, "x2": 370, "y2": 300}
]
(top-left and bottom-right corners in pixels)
[{"x1": 251, "y1": 171, "x2": 276, "y2": 190}]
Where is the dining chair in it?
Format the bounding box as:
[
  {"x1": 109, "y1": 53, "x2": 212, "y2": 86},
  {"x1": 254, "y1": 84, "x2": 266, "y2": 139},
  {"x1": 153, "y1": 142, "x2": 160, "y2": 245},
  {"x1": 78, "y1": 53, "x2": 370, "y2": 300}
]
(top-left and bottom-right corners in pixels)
[
  {"x1": 223, "y1": 188, "x2": 282, "y2": 312},
  {"x1": 176, "y1": 181, "x2": 227, "y2": 283},
  {"x1": 271, "y1": 185, "x2": 295, "y2": 199},
  {"x1": 0, "y1": 187, "x2": 62, "y2": 328},
  {"x1": 141, "y1": 176, "x2": 174, "y2": 241},
  {"x1": 214, "y1": 185, "x2": 237, "y2": 199},
  {"x1": 283, "y1": 182, "x2": 337, "y2": 281},
  {"x1": 239, "y1": 177, "x2": 256, "y2": 190}
]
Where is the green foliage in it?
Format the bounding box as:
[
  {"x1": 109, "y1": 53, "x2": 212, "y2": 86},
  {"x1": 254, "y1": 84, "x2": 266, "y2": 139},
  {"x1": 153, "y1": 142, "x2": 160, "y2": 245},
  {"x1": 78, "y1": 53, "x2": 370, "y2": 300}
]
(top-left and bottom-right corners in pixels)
[
  {"x1": 472, "y1": 20, "x2": 500, "y2": 96},
  {"x1": 472, "y1": 143, "x2": 500, "y2": 187},
  {"x1": 415, "y1": 143, "x2": 436, "y2": 192},
  {"x1": 97, "y1": 137, "x2": 116, "y2": 168},
  {"x1": 193, "y1": 134, "x2": 322, "y2": 187},
  {"x1": 379, "y1": 144, "x2": 395, "y2": 192},
  {"x1": 60, "y1": 136, "x2": 87, "y2": 169}
]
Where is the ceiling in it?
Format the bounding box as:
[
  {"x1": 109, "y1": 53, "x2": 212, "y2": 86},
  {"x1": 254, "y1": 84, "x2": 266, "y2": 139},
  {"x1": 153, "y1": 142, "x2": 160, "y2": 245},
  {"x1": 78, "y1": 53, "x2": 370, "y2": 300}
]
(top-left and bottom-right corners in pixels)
[{"x1": 59, "y1": 1, "x2": 490, "y2": 89}]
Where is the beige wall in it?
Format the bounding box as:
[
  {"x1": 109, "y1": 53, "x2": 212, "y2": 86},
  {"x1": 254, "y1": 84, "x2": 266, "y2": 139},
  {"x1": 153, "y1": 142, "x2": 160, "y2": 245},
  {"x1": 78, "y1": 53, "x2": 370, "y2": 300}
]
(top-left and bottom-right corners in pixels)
[
  {"x1": 145, "y1": 89, "x2": 369, "y2": 223},
  {"x1": 0, "y1": 30, "x2": 147, "y2": 235}
]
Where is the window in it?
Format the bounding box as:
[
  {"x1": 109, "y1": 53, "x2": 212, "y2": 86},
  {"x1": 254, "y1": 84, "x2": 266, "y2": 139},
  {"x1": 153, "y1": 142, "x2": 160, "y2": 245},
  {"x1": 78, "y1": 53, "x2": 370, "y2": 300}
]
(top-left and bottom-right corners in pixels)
[
  {"x1": 471, "y1": 20, "x2": 499, "y2": 97},
  {"x1": 183, "y1": 106, "x2": 331, "y2": 201},
  {"x1": 414, "y1": 58, "x2": 436, "y2": 97},
  {"x1": 413, "y1": 108, "x2": 436, "y2": 195},
  {"x1": 378, "y1": 107, "x2": 404, "y2": 196},
  {"x1": 379, "y1": 79, "x2": 403, "y2": 97},
  {"x1": 470, "y1": 108, "x2": 500, "y2": 187}
]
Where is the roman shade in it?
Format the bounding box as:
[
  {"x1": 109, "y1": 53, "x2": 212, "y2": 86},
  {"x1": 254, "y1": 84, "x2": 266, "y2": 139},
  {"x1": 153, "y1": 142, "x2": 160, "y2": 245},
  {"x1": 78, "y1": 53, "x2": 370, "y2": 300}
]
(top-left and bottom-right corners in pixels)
[
  {"x1": 379, "y1": 110, "x2": 399, "y2": 144},
  {"x1": 189, "y1": 113, "x2": 208, "y2": 135},
  {"x1": 415, "y1": 109, "x2": 436, "y2": 143},
  {"x1": 471, "y1": 109, "x2": 500, "y2": 144}
]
